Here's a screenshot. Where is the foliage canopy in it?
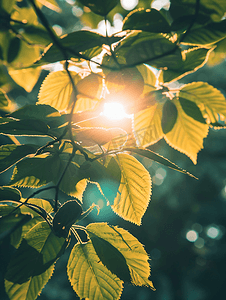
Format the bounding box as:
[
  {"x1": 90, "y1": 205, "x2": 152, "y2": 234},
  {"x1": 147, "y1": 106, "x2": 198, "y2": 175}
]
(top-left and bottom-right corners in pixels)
[{"x1": 1, "y1": 0, "x2": 226, "y2": 299}]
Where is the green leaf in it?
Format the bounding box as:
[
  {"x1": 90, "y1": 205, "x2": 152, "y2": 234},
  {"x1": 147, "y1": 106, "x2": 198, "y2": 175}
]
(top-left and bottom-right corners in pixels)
[
  {"x1": 0, "y1": 205, "x2": 32, "y2": 248},
  {"x1": 161, "y1": 100, "x2": 178, "y2": 134},
  {"x1": 116, "y1": 31, "x2": 182, "y2": 69},
  {"x1": 161, "y1": 47, "x2": 211, "y2": 83},
  {"x1": 36, "y1": 31, "x2": 106, "y2": 65},
  {"x1": 38, "y1": 71, "x2": 80, "y2": 112},
  {"x1": 8, "y1": 67, "x2": 42, "y2": 92},
  {"x1": 164, "y1": 98, "x2": 209, "y2": 164},
  {"x1": 0, "y1": 89, "x2": 9, "y2": 107},
  {"x1": 112, "y1": 153, "x2": 151, "y2": 225},
  {"x1": 9, "y1": 104, "x2": 67, "y2": 129},
  {"x1": 179, "y1": 82, "x2": 226, "y2": 124},
  {"x1": 179, "y1": 97, "x2": 206, "y2": 123},
  {"x1": 0, "y1": 186, "x2": 22, "y2": 201},
  {"x1": 123, "y1": 8, "x2": 171, "y2": 33},
  {"x1": 10, "y1": 155, "x2": 57, "y2": 188},
  {"x1": 67, "y1": 241, "x2": 123, "y2": 300},
  {"x1": 78, "y1": 0, "x2": 119, "y2": 16},
  {"x1": 5, "y1": 221, "x2": 66, "y2": 300},
  {"x1": 124, "y1": 147, "x2": 197, "y2": 179},
  {"x1": 53, "y1": 200, "x2": 82, "y2": 238},
  {"x1": 0, "y1": 144, "x2": 39, "y2": 173},
  {"x1": 87, "y1": 223, "x2": 155, "y2": 289},
  {"x1": 133, "y1": 103, "x2": 164, "y2": 146},
  {"x1": 182, "y1": 20, "x2": 226, "y2": 46},
  {"x1": 0, "y1": 119, "x2": 49, "y2": 136},
  {"x1": 0, "y1": 0, "x2": 16, "y2": 15}
]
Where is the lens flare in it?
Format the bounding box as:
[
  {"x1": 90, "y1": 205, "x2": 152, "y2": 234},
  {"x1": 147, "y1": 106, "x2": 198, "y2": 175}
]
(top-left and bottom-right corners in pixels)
[{"x1": 102, "y1": 102, "x2": 128, "y2": 120}]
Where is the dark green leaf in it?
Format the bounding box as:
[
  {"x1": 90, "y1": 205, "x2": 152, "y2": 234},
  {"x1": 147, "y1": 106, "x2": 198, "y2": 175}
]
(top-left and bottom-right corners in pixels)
[
  {"x1": 123, "y1": 8, "x2": 171, "y2": 33},
  {"x1": 53, "y1": 200, "x2": 82, "y2": 238},
  {"x1": 161, "y1": 100, "x2": 178, "y2": 134},
  {"x1": 0, "y1": 144, "x2": 39, "y2": 173},
  {"x1": 78, "y1": 0, "x2": 119, "y2": 16},
  {"x1": 182, "y1": 20, "x2": 226, "y2": 46},
  {"x1": 88, "y1": 232, "x2": 131, "y2": 282},
  {"x1": 5, "y1": 222, "x2": 66, "y2": 300},
  {"x1": 35, "y1": 30, "x2": 106, "y2": 65},
  {"x1": 115, "y1": 31, "x2": 182, "y2": 69},
  {"x1": 0, "y1": 119, "x2": 49, "y2": 136},
  {"x1": 179, "y1": 97, "x2": 206, "y2": 123},
  {"x1": 0, "y1": 186, "x2": 21, "y2": 201},
  {"x1": 7, "y1": 37, "x2": 21, "y2": 63},
  {"x1": 9, "y1": 104, "x2": 67, "y2": 129},
  {"x1": 124, "y1": 147, "x2": 197, "y2": 178},
  {"x1": 0, "y1": 89, "x2": 9, "y2": 107},
  {"x1": 161, "y1": 47, "x2": 211, "y2": 83}
]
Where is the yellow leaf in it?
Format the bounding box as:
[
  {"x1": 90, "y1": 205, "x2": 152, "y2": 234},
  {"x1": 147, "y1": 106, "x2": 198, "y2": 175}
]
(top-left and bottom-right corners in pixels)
[
  {"x1": 112, "y1": 154, "x2": 151, "y2": 225},
  {"x1": 38, "y1": 71, "x2": 80, "y2": 112},
  {"x1": 179, "y1": 82, "x2": 226, "y2": 123},
  {"x1": 164, "y1": 99, "x2": 209, "y2": 164},
  {"x1": 133, "y1": 103, "x2": 164, "y2": 146},
  {"x1": 9, "y1": 68, "x2": 41, "y2": 92}
]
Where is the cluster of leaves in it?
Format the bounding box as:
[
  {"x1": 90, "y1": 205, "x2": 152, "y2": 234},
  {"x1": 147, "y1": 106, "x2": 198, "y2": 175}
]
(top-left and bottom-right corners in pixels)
[{"x1": 1, "y1": 0, "x2": 226, "y2": 299}]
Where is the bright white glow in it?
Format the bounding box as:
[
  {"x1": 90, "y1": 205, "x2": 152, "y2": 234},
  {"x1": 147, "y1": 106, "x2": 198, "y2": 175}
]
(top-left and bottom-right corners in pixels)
[
  {"x1": 206, "y1": 226, "x2": 220, "y2": 239},
  {"x1": 120, "y1": 0, "x2": 138, "y2": 11},
  {"x1": 151, "y1": 0, "x2": 170, "y2": 11},
  {"x1": 103, "y1": 102, "x2": 128, "y2": 120},
  {"x1": 186, "y1": 230, "x2": 198, "y2": 242}
]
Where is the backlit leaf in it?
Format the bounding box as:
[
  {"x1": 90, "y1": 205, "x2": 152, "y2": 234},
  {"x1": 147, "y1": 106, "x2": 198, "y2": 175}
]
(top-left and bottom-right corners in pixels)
[
  {"x1": 5, "y1": 221, "x2": 66, "y2": 300},
  {"x1": 123, "y1": 8, "x2": 171, "y2": 33},
  {"x1": 112, "y1": 154, "x2": 151, "y2": 225},
  {"x1": 124, "y1": 148, "x2": 197, "y2": 178},
  {"x1": 0, "y1": 144, "x2": 39, "y2": 173},
  {"x1": 67, "y1": 241, "x2": 123, "y2": 300},
  {"x1": 8, "y1": 68, "x2": 42, "y2": 92},
  {"x1": 179, "y1": 82, "x2": 226, "y2": 124},
  {"x1": 87, "y1": 223, "x2": 155, "y2": 289},
  {"x1": 133, "y1": 103, "x2": 164, "y2": 146},
  {"x1": 164, "y1": 98, "x2": 209, "y2": 164},
  {"x1": 38, "y1": 71, "x2": 80, "y2": 112}
]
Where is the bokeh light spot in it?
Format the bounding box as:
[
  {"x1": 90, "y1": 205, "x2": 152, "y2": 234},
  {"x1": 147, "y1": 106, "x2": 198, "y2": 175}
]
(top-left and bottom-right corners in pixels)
[
  {"x1": 206, "y1": 226, "x2": 220, "y2": 239},
  {"x1": 186, "y1": 230, "x2": 198, "y2": 242},
  {"x1": 120, "y1": 0, "x2": 138, "y2": 11}
]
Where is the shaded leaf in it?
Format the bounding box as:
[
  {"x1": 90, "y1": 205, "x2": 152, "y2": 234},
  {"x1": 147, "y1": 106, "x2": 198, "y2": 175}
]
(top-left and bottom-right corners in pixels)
[
  {"x1": 0, "y1": 144, "x2": 39, "y2": 173},
  {"x1": 112, "y1": 154, "x2": 151, "y2": 225},
  {"x1": 53, "y1": 200, "x2": 82, "y2": 238},
  {"x1": 161, "y1": 47, "x2": 211, "y2": 83},
  {"x1": 9, "y1": 104, "x2": 67, "y2": 129},
  {"x1": 164, "y1": 98, "x2": 209, "y2": 164},
  {"x1": 87, "y1": 223, "x2": 155, "y2": 289},
  {"x1": 36, "y1": 31, "x2": 106, "y2": 65},
  {"x1": 5, "y1": 221, "x2": 66, "y2": 300},
  {"x1": 161, "y1": 100, "x2": 178, "y2": 134},
  {"x1": 67, "y1": 241, "x2": 123, "y2": 300},
  {"x1": 124, "y1": 147, "x2": 197, "y2": 179},
  {"x1": 123, "y1": 8, "x2": 171, "y2": 33},
  {"x1": 0, "y1": 186, "x2": 22, "y2": 201},
  {"x1": 179, "y1": 97, "x2": 206, "y2": 123},
  {"x1": 0, "y1": 119, "x2": 49, "y2": 136},
  {"x1": 79, "y1": 0, "x2": 119, "y2": 16}
]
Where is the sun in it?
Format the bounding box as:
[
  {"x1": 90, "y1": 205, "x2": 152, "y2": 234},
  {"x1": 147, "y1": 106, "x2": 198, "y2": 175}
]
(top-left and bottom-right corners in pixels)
[{"x1": 102, "y1": 102, "x2": 129, "y2": 120}]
